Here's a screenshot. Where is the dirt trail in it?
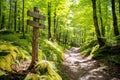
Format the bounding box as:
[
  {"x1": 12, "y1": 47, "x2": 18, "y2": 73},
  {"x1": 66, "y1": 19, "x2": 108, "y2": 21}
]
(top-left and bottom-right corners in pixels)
[{"x1": 61, "y1": 47, "x2": 120, "y2": 80}]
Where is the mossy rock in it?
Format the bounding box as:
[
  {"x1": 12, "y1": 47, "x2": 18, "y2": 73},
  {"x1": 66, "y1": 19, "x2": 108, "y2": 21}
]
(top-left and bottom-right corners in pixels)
[
  {"x1": 92, "y1": 45, "x2": 120, "y2": 64},
  {"x1": 0, "y1": 44, "x2": 27, "y2": 71},
  {"x1": 24, "y1": 74, "x2": 41, "y2": 80},
  {"x1": 25, "y1": 60, "x2": 62, "y2": 80}
]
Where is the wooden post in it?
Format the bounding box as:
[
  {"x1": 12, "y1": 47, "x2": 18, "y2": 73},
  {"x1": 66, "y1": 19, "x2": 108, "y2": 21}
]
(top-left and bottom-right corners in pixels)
[
  {"x1": 27, "y1": 7, "x2": 46, "y2": 70},
  {"x1": 28, "y1": 7, "x2": 39, "y2": 70},
  {"x1": 32, "y1": 7, "x2": 39, "y2": 62}
]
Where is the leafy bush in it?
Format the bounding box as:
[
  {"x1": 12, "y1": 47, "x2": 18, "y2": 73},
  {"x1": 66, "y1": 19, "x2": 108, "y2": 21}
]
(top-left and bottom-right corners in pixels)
[
  {"x1": 12, "y1": 39, "x2": 31, "y2": 52},
  {"x1": 80, "y1": 40, "x2": 98, "y2": 56},
  {"x1": 0, "y1": 31, "x2": 31, "y2": 52},
  {"x1": 39, "y1": 40, "x2": 64, "y2": 63},
  {"x1": 0, "y1": 34, "x2": 19, "y2": 42}
]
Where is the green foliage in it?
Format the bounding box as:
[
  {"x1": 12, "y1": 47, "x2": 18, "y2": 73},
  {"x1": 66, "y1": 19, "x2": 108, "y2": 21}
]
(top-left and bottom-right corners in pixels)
[
  {"x1": 91, "y1": 45, "x2": 120, "y2": 65},
  {"x1": 0, "y1": 70, "x2": 8, "y2": 80},
  {"x1": 90, "y1": 44, "x2": 99, "y2": 56},
  {"x1": 39, "y1": 40, "x2": 64, "y2": 63},
  {"x1": 0, "y1": 31, "x2": 31, "y2": 52},
  {"x1": 24, "y1": 74, "x2": 41, "y2": 80},
  {"x1": 0, "y1": 33, "x2": 19, "y2": 42},
  {"x1": 80, "y1": 40, "x2": 98, "y2": 56}
]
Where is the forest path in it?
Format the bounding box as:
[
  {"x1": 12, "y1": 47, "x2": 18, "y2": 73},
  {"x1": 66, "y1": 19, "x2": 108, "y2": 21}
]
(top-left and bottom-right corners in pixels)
[{"x1": 61, "y1": 47, "x2": 120, "y2": 80}]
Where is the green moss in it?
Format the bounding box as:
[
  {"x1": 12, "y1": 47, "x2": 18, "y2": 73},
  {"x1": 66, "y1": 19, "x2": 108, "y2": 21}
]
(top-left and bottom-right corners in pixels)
[
  {"x1": 90, "y1": 45, "x2": 99, "y2": 57},
  {"x1": 24, "y1": 60, "x2": 62, "y2": 80},
  {"x1": 0, "y1": 44, "x2": 29, "y2": 71},
  {"x1": 24, "y1": 74, "x2": 41, "y2": 80},
  {"x1": 91, "y1": 45, "x2": 120, "y2": 65},
  {"x1": 0, "y1": 45, "x2": 17, "y2": 71},
  {"x1": 0, "y1": 70, "x2": 5, "y2": 76},
  {"x1": 80, "y1": 40, "x2": 98, "y2": 56},
  {"x1": 81, "y1": 48, "x2": 91, "y2": 56}
]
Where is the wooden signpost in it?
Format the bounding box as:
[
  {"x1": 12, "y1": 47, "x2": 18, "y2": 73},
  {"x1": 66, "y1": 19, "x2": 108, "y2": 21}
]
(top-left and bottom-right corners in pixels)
[{"x1": 27, "y1": 7, "x2": 46, "y2": 69}]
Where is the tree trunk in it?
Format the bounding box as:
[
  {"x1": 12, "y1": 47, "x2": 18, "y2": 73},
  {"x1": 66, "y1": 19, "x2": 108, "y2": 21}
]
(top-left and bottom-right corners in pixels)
[
  {"x1": 48, "y1": 2, "x2": 52, "y2": 40},
  {"x1": 1, "y1": 15, "x2": 5, "y2": 29},
  {"x1": 55, "y1": 18, "x2": 58, "y2": 39},
  {"x1": 0, "y1": 0, "x2": 2, "y2": 29},
  {"x1": 18, "y1": 12, "x2": 21, "y2": 32},
  {"x1": 54, "y1": 7, "x2": 57, "y2": 39},
  {"x1": 92, "y1": 0, "x2": 105, "y2": 47},
  {"x1": 22, "y1": 0, "x2": 25, "y2": 38},
  {"x1": 119, "y1": 0, "x2": 120, "y2": 14},
  {"x1": 111, "y1": 0, "x2": 119, "y2": 36},
  {"x1": 14, "y1": 1, "x2": 17, "y2": 31},
  {"x1": 118, "y1": 0, "x2": 120, "y2": 29},
  {"x1": 8, "y1": 0, "x2": 12, "y2": 29},
  {"x1": 98, "y1": 0, "x2": 105, "y2": 37}
]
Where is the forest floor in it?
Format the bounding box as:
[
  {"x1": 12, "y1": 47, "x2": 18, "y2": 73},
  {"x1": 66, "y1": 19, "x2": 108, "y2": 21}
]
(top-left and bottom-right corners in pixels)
[{"x1": 61, "y1": 47, "x2": 120, "y2": 80}]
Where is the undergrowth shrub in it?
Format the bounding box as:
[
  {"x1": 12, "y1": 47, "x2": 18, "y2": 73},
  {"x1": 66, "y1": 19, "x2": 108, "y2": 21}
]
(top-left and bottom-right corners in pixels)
[
  {"x1": 0, "y1": 31, "x2": 31, "y2": 52},
  {"x1": 92, "y1": 45, "x2": 120, "y2": 65},
  {"x1": 0, "y1": 34, "x2": 19, "y2": 42},
  {"x1": 80, "y1": 40, "x2": 98, "y2": 56},
  {"x1": 39, "y1": 40, "x2": 64, "y2": 63}
]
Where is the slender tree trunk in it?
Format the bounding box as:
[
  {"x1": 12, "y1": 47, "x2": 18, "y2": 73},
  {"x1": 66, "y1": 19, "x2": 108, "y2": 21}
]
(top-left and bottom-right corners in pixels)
[
  {"x1": 18, "y1": 13, "x2": 20, "y2": 32},
  {"x1": 118, "y1": 0, "x2": 120, "y2": 27},
  {"x1": 0, "y1": 0, "x2": 2, "y2": 29},
  {"x1": 54, "y1": 7, "x2": 57, "y2": 39},
  {"x1": 92, "y1": 0, "x2": 105, "y2": 47},
  {"x1": 98, "y1": 0, "x2": 105, "y2": 37},
  {"x1": 14, "y1": 1, "x2": 17, "y2": 31},
  {"x1": 8, "y1": 0, "x2": 12, "y2": 29},
  {"x1": 55, "y1": 18, "x2": 58, "y2": 39},
  {"x1": 48, "y1": 2, "x2": 52, "y2": 40},
  {"x1": 111, "y1": 0, "x2": 119, "y2": 36},
  {"x1": 105, "y1": 3, "x2": 109, "y2": 38},
  {"x1": 119, "y1": 0, "x2": 120, "y2": 14},
  {"x1": 58, "y1": 26, "x2": 61, "y2": 43},
  {"x1": 22, "y1": 0, "x2": 25, "y2": 38},
  {"x1": 1, "y1": 15, "x2": 5, "y2": 29},
  {"x1": 64, "y1": 30, "x2": 68, "y2": 45}
]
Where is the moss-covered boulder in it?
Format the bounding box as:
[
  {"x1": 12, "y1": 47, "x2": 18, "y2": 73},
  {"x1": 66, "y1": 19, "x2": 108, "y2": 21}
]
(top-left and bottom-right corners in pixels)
[
  {"x1": 0, "y1": 43, "x2": 28, "y2": 71},
  {"x1": 92, "y1": 45, "x2": 120, "y2": 64},
  {"x1": 24, "y1": 60, "x2": 62, "y2": 80}
]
